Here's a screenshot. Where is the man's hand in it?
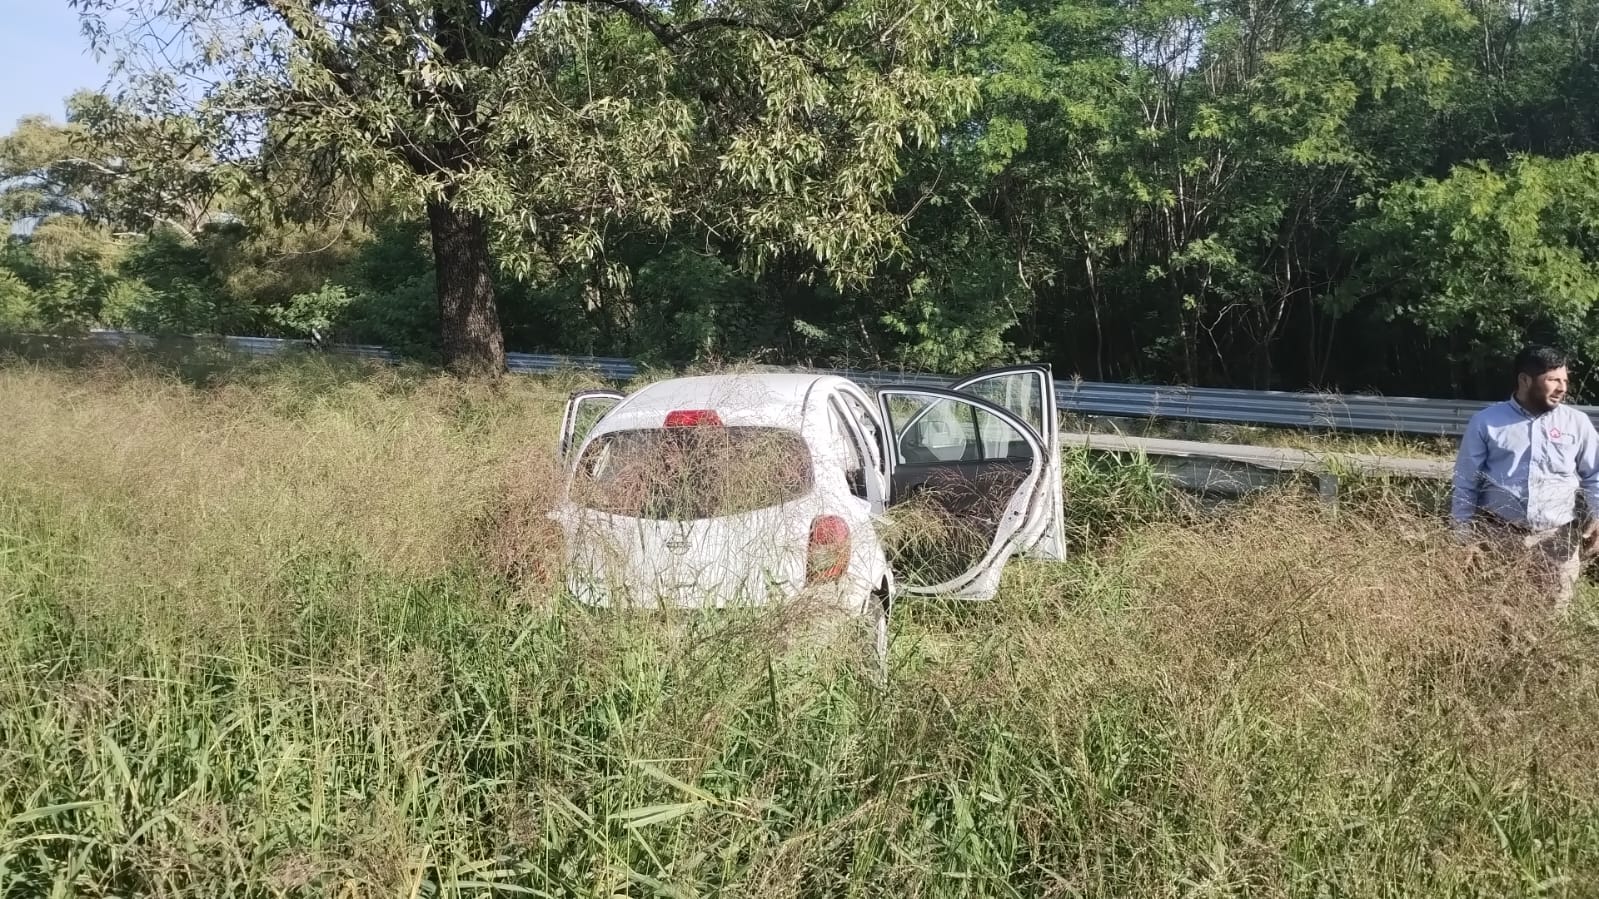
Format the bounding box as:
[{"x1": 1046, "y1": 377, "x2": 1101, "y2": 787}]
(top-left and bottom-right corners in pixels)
[
  {"x1": 1452, "y1": 520, "x2": 1485, "y2": 569},
  {"x1": 1583, "y1": 519, "x2": 1599, "y2": 554}
]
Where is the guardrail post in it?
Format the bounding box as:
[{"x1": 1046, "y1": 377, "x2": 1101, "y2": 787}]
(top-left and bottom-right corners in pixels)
[{"x1": 1317, "y1": 472, "x2": 1340, "y2": 506}]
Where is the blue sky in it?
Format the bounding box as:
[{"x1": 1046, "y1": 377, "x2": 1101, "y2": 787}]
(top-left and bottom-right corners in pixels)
[{"x1": 0, "y1": 2, "x2": 112, "y2": 129}]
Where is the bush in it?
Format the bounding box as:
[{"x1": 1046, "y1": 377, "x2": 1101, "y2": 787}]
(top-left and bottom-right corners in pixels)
[
  {"x1": 0, "y1": 270, "x2": 39, "y2": 330},
  {"x1": 273, "y1": 277, "x2": 441, "y2": 360},
  {"x1": 117, "y1": 228, "x2": 260, "y2": 334},
  {"x1": 1059, "y1": 444, "x2": 1184, "y2": 548}
]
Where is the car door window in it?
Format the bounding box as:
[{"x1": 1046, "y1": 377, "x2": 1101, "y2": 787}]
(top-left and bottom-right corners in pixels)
[
  {"x1": 830, "y1": 404, "x2": 868, "y2": 500},
  {"x1": 837, "y1": 392, "x2": 885, "y2": 473},
  {"x1": 888, "y1": 395, "x2": 1029, "y2": 466},
  {"x1": 959, "y1": 371, "x2": 1045, "y2": 435},
  {"x1": 831, "y1": 392, "x2": 888, "y2": 512},
  {"x1": 560, "y1": 390, "x2": 624, "y2": 461}
]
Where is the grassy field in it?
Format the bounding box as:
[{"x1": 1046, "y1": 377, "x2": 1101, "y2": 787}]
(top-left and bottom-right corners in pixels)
[{"x1": 3, "y1": 354, "x2": 1599, "y2": 898}]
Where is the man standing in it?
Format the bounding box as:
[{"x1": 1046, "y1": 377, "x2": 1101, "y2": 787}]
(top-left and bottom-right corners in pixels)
[{"x1": 1452, "y1": 345, "x2": 1599, "y2": 611}]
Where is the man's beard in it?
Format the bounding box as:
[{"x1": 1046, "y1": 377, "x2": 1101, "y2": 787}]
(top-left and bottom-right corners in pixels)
[{"x1": 1531, "y1": 394, "x2": 1563, "y2": 413}]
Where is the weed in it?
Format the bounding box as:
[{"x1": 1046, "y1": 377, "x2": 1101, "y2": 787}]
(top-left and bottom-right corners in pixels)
[{"x1": 1, "y1": 359, "x2": 1597, "y2": 897}]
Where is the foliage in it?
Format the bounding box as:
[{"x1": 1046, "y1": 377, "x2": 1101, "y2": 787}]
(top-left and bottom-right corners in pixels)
[
  {"x1": 274, "y1": 276, "x2": 442, "y2": 359},
  {"x1": 623, "y1": 246, "x2": 772, "y2": 365},
  {"x1": 1057, "y1": 445, "x2": 1183, "y2": 549},
  {"x1": 1339, "y1": 153, "x2": 1599, "y2": 365},
  {"x1": 0, "y1": 0, "x2": 1596, "y2": 395},
  {"x1": 0, "y1": 91, "x2": 228, "y2": 237},
  {"x1": 70, "y1": 0, "x2": 987, "y2": 374},
  {"x1": 0, "y1": 271, "x2": 38, "y2": 331},
  {"x1": 271, "y1": 283, "x2": 360, "y2": 342},
  {"x1": 113, "y1": 228, "x2": 257, "y2": 334}
]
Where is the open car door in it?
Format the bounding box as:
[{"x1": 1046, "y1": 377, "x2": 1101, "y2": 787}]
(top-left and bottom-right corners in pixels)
[
  {"x1": 875, "y1": 386, "x2": 1053, "y2": 600},
  {"x1": 948, "y1": 365, "x2": 1065, "y2": 561},
  {"x1": 559, "y1": 389, "x2": 624, "y2": 462}
]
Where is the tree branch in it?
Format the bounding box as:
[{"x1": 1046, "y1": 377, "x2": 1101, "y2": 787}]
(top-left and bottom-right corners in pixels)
[
  {"x1": 485, "y1": 0, "x2": 545, "y2": 46},
  {"x1": 580, "y1": 0, "x2": 848, "y2": 46},
  {"x1": 253, "y1": 0, "x2": 370, "y2": 98},
  {"x1": 55, "y1": 155, "x2": 193, "y2": 177}
]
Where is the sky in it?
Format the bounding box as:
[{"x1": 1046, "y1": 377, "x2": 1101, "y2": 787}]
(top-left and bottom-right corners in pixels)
[{"x1": 0, "y1": 1, "x2": 113, "y2": 130}]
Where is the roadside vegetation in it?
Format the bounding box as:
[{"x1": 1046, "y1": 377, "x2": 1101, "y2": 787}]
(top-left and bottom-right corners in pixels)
[
  {"x1": 7, "y1": 0, "x2": 1599, "y2": 394},
  {"x1": 3, "y1": 354, "x2": 1597, "y2": 897}
]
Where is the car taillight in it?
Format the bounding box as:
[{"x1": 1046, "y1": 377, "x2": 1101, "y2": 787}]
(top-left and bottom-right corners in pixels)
[
  {"x1": 665, "y1": 409, "x2": 722, "y2": 427},
  {"x1": 806, "y1": 515, "x2": 851, "y2": 584}
]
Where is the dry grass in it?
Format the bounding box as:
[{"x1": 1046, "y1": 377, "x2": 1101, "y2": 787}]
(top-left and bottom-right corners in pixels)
[
  {"x1": 1134, "y1": 497, "x2": 1599, "y2": 779},
  {"x1": 0, "y1": 355, "x2": 563, "y2": 636},
  {"x1": 2, "y1": 357, "x2": 1599, "y2": 897}
]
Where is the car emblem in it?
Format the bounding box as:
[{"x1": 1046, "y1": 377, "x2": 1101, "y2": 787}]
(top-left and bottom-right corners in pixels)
[{"x1": 665, "y1": 522, "x2": 692, "y2": 554}]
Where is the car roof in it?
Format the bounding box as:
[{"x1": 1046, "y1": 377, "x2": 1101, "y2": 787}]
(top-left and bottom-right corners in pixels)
[{"x1": 591, "y1": 372, "x2": 854, "y2": 435}]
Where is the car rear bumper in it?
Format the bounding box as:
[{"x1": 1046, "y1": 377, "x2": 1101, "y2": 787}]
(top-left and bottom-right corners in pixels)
[{"x1": 564, "y1": 575, "x2": 870, "y2": 616}]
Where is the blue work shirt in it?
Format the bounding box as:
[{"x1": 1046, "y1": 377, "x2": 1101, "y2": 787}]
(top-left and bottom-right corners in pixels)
[{"x1": 1451, "y1": 397, "x2": 1599, "y2": 532}]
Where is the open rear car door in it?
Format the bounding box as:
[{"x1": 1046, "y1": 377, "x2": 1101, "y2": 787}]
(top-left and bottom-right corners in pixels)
[
  {"x1": 559, "y1": 389, "x2": 624, "y2": 462},
  {"x1": 874, "y1": 386, "x2": 1053, "y2": 600},
  {"x1": 947, "y1": 365, "x2": 1065, "y2": 561}
]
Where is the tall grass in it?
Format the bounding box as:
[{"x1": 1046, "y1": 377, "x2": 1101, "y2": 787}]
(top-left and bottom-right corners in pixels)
[{"x1": 3, "y1": 357, "x2": 1598, "y2": 897}]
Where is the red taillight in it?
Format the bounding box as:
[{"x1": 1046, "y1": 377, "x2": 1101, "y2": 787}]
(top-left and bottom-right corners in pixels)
[
  {"x1": 806, "y1": 514, "x2": 851, "y2": 584},
  {"x1": 665, "y1": 409, "x2": 723, "y2": 428}
]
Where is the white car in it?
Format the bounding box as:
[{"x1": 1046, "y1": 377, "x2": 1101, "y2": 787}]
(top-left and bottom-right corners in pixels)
[{"x1": 549, "y1": 365, "x2": 1066, "y2": 657}]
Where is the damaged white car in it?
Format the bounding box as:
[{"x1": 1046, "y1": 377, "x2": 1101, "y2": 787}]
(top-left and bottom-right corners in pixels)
[{"x1": 549, "y1": 365, "x2": 1065, "y2": 656}]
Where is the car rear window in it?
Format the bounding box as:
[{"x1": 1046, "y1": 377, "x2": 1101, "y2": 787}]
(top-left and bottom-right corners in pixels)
[{"x1": 572, "y1": 426, "x2": 813, "y2": 519}]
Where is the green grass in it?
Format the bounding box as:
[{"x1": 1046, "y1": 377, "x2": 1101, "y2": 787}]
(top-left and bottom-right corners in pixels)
[{"x1": 2, "y1": 355, "x2": 1598, "y2": 897}]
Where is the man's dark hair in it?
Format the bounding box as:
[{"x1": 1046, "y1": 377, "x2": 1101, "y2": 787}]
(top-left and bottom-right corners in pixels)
[{"x1": 1515, "y1": 344, "x2": 1568, "y2": 379}]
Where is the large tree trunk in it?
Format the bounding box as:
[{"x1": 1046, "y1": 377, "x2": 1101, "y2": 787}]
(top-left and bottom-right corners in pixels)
[{"x1": 428, "y1": 196, "x2": 506, "y2": 377}]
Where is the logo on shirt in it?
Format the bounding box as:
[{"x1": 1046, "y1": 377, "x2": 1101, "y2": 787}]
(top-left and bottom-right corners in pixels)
[{"x1": 1551, "y1": 427, "x2": 1563, "y2": 440}]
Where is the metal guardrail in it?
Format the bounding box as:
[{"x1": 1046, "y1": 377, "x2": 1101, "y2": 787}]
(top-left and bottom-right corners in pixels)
[
  {"x1": 1064, "y1": 431, "x2": 1452, "y2": 479},
  {"x1": 1053, "y1": 380, "x2": 1502, "y2": 437},
  {"x1": 67, "y1": 328, "x2": 1552, "y2": 438},
  {"x1": 1061, "y1": 431, "x2": 1453, "y2": 499}
]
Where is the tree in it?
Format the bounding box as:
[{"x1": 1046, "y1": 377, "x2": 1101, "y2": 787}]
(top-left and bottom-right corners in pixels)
[
  {"x1": 877, "y1": 0, "x2": 1495, "y2": 387},
  {"x1": 1336, "y1": 153, "x2": 1599, "y2": 387},
  {"x1": 0, "y1": 91, "x2": 228, "y2": 239},
  {"x1": 74, "y1": 0, "x2": 981, "y2": 376}
]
